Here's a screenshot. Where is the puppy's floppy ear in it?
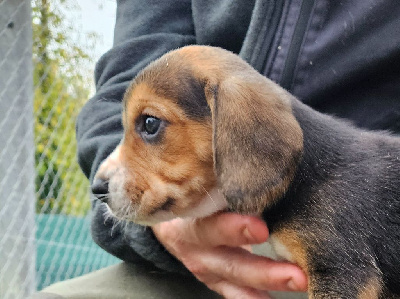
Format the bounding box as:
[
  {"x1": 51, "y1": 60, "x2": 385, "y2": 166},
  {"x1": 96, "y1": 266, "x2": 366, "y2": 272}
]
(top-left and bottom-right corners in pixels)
[{"x1": 204, "y1": 75, "x2": 303, "y2": 214}]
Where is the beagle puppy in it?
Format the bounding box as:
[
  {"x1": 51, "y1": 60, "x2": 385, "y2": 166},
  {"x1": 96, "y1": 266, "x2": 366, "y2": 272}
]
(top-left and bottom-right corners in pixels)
[{"x1": 92, "y1": 46, "x2": 400, "y2": 298}]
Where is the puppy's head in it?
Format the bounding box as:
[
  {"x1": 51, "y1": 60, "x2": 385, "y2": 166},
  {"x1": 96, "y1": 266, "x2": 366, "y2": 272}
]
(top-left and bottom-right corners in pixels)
[{"x1": 93, "y1": 46, "x2": 303, "y2": 225}]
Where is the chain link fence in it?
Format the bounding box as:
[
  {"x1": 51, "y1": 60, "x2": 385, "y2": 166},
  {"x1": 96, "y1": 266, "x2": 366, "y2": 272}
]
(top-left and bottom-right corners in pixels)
[{"x1": 0, "y1": 1, "x2": 119, "y2": 298}]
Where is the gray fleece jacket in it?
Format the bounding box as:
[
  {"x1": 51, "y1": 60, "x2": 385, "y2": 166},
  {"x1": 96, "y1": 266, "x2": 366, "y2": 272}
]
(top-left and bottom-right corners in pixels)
[{"x1": 76, "y1": 0, "x2": 400, "y2": 274}]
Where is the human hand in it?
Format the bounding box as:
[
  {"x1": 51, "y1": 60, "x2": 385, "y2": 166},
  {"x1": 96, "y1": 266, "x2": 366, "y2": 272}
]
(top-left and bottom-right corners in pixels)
[{"x1": 152, "y1": 212, "x2": 307, "y2": 298}]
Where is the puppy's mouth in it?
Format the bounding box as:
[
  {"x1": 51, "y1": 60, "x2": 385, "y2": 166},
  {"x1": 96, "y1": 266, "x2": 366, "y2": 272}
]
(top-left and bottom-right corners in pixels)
[
  {"x1": 130, "y1": 196, "x2": 179, "y2": 226},
  {"x1": 92, "y1": 177, "x2": 227, "y2": 226},
  {"x1": 96, "y1": 189, "x2": 179, "y2": 226},
  {"x1": 101, "y1": 200, "x2": 176, "y2": 226},
  {"x1": 148, "y1": 197, "x2": 175, "y2": 215}
]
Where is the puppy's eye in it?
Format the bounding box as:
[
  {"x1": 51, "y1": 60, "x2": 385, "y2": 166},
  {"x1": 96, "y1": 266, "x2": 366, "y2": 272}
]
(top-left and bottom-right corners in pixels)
[
  {"x1": 144, "y1": 116, "x2": 161, "y2": 135},
  {"x1": 136, "y1": 115, "x2": 165, "y2": 143}
]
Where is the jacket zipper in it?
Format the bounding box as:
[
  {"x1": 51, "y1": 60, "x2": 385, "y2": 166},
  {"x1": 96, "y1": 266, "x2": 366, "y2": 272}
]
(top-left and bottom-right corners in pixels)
[
  {"x1": 253, "y1": 0, "x2": 286, "y2": 73},
  {"x1": 280, "y1": 0, "x2": 315, "y2": 91}
]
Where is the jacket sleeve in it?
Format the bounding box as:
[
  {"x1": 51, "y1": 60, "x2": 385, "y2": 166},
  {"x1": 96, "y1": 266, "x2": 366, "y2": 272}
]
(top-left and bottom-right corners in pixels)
[{"x1": 76, "y1": 0, "x2": 196, "y2": 274}]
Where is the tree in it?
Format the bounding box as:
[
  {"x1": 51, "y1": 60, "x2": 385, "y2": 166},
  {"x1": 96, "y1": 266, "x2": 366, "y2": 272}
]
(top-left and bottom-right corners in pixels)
[{"x1": 32, "y1": 0, "x2": 97, "y2": 215}]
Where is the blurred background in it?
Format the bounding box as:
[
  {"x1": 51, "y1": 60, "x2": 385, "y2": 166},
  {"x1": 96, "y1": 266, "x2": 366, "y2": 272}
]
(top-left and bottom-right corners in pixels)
[{"x1": 0, "y1": 1, "x2": 120, "y2": 297}]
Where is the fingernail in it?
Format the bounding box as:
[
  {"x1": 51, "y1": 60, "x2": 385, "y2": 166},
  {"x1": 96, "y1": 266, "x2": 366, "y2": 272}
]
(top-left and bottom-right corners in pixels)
[
  {"x1": 243, "y1": 227, "x2": 254, "y2": 242},
  {"x1": 287, "y1": 279, "x2": 300, "y2": 291}
]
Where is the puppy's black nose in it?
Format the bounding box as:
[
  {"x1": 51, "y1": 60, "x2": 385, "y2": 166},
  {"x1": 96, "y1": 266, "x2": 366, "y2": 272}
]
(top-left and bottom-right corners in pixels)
[{"x1": 91, "y1": 178, "x2": 109, "y2": 203}]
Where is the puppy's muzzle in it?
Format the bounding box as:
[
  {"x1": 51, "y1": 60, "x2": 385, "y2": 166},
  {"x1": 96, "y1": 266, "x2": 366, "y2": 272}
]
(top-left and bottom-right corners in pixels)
[{"x1": 91, "y1": 178, "x2": 109, "y2": 204}]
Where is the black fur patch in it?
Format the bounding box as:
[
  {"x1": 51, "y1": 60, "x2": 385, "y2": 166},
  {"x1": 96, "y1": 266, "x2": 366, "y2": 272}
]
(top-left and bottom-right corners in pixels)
[
  {"x1": 134, "y1": 57, "x2": 211, "y2": 120},
  {"x1": 264, "y1": 99, "x2": 400, "y2": 298}
]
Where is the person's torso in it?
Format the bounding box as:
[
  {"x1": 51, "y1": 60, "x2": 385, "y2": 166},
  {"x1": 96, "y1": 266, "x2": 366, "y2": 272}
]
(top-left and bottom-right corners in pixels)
[{"x1": 193, "y1": 0, "x2": 400, "y2": 134}]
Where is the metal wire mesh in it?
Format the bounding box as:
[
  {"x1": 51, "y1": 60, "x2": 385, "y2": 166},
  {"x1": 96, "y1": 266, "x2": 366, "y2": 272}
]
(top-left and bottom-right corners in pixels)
[{"x1": 0, "y1": 1, "x2": 119, "y2": 297}]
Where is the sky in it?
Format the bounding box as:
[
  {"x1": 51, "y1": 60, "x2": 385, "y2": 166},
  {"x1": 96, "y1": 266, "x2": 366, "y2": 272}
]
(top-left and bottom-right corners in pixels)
[
  {"x1": 70, "y1": 0, "x2": 117, "y2": 61},
  {"x1": 62, "y1": 0, "x2": 117, "y2": 94}
]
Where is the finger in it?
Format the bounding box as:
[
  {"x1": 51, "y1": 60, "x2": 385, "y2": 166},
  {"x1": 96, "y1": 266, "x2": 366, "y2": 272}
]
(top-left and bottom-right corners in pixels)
[
  {"x1": 182, "y1": 213, "x2": 269, "y2": 247},
  {"x1": 200, "y1": 246, "x2": 308, "y2": 292},
  {"x1": 208, "y1": 280, "x2": 272, "y2": 299}
]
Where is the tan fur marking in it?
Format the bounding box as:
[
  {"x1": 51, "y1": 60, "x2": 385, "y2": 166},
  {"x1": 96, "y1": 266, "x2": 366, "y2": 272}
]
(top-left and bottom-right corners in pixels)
[
  {"x1": 273, "y1": 229, "x2": 309, "y2": 274},
  {"x1": 357, "y1": 277, "x2": 382, "y2": 299},
  {"x1": 120, "y1": 82, "x2": 216, "y2": 221},
  {"x1": 272, "y1": 229, "x2": 320, "y2": 298}
]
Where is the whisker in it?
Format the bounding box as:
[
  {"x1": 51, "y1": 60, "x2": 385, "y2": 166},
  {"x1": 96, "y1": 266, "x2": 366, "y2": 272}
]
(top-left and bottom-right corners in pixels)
[{"x1": 202, "y1": 186, "x2": 218, "y2": 209}]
